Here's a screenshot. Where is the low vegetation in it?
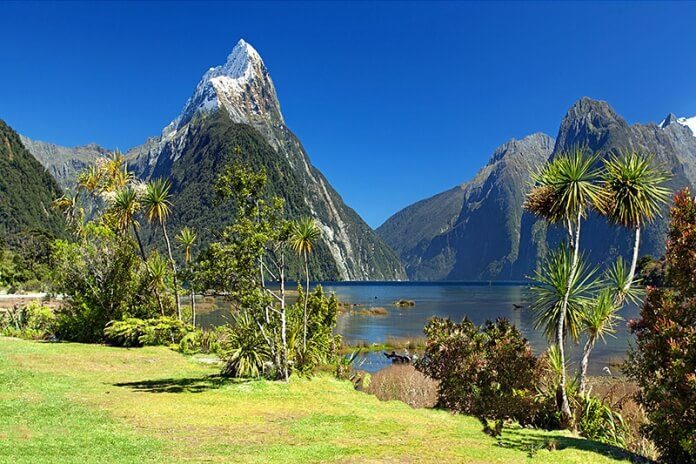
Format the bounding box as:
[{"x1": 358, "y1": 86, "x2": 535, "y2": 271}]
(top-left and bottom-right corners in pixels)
[{"x1": 0, "y1": 337, "x2": 637, "y2": 464}]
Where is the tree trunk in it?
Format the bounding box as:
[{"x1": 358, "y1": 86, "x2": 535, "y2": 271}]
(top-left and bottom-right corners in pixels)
[
  {"x1": 625, "y1": 226, "x2": 641, "y2": 294},
  {"x1": 161, "y1": 221, "x2": 181, "y2": 320},
  {"x1": 303, "y1": 249, "x2": 310, "y2": 350},
  {"x1": 280, "y1": 253, "x2": 289, "y2": 382},
  {"x1": 133, "y1": 225, "x2": 147, "y2": 261},
  {"x1": 133, "y1": 224, "x2": 164, "y2": 316},
  {"x1": 191, "y1": 288, "x2": 196, "y2": 326},
  {"x1": 557, "y1": 211, "x2": 582, "y2": 425},
  {"x1": 579, "y1": 335, "x2": 596, "y2": 396}
]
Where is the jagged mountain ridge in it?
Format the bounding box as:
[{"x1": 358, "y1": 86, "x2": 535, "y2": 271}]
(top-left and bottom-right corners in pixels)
[
  {"x1": 18, "y1": 136, "x2": 106, "y2": 190},
  {"x1": 0, "y1": 120, "x2": 66, "y2": 247},
  {"x1": 123, "y1": 39, "x2": 406, "y2": 281},
  {"x1": 377, "y1": 133, "x2": 554, "y2": 280},
  {"x1": 513, "y1": 97, "x2": 696, "y2": 278},
  {"x1": 380, "y1": 97, "x2": 696, "y2": 281}
]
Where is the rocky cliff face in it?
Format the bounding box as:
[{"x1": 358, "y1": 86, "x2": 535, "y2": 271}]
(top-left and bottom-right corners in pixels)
[
  {"x1": 378, "y1": 133, "x2": 554, "y2": 280},
  {"x1": 18, "y1": 137, "x2": 106, "y2": 190},
  {"x1": 380, "y1": 97, "x2": 696, "y2": 281},
  {"x1": 125, "y1": 39, "x2": 406, "y2": 281}
]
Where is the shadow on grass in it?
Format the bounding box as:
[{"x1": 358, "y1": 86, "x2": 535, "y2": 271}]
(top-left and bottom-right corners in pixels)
[
  {"x1": 114, "y1": 375, "x2": 246, "y2": 393},
  {"x1": 498, "y1": 428, "x2": 651, "y2": 463}
]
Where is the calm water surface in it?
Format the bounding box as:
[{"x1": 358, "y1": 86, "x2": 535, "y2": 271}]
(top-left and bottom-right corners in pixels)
[{"x1": 198, "y1": 282, "x2": 638, "y2": 374}]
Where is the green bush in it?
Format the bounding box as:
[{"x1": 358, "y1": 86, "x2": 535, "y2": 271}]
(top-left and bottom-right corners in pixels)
[
  {"x1": 578, "y1": 394, "x2": 628, "y2": 448},
  {"x1": 104, "y1": 317, "x2": 194, "y2": 347},
  {"x1": 51, "y1": 225, "x2": 170, "y2": 342},
  {"x1": 221, "y1": 311, "x2": 272, "y2": 378},
  {"x1": 625, "y1": 190, "x2": 696, "y2": 463},
  {"x1": 0, "y1": 300, "x2": 55, "y2": 339},
  {"x1": 415, "y1": 317, "x2": 538, "y2": 437},
  {"x1": 177, "y1": 327, "x2": 228, "y2": 355}
]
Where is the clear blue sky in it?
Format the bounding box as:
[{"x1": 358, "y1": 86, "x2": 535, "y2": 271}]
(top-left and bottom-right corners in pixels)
[{"x1": 2, "y1": 1, "x2": 696, "y2": 227}]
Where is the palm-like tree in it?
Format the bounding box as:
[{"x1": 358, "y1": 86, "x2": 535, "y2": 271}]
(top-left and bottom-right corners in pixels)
[
  {"x1": 142, "y1": 179, "x2": 181, "y2": 319},
  {"x1": 602, "y1": 256, "x2": 645, "y2": 306},
  {"x1": 112, "y1": 186, "x2": 165, "y2": 315},
  {"x1": 176, "y1": 227, "x2": 197, "y2": 326},
  {"x1": 599, "y1": 151, "x2": 670, "y2": 292},
  {"x1": 578, "y1": 289, "x2": 621, "y2": 394},
  {"x1": 531, "y1": 244, "x2": 598, "y2": 345},
  {"x1": 146, "y1": 252, "x2": 169, "y2": 316},
  {"x1": 111, "y1": 187, "x2": 146, "y2": 257},
  {"x1": 53, "y1": 192, "x2": 84, "y2": 235},
  {"x1": 289, "y1": 217, "x2": 321, "y2": 348},
  {"x1": 102, "y1": 150, "x2": 132, "y2": 192},
  {"x1": 77, "y1": 165, "x2": 103, "y2": 194},
  {"x1": 524, "y1": 147, "x2": 604, "y2": 421}
]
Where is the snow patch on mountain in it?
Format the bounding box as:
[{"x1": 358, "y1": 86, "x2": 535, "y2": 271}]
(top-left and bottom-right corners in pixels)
[
  {"x1": 165, "y1": 38, "x2": 283, "y2": 135},
  {"x1": 659, "y1": 114, "x2": 696, "y2": 136}
]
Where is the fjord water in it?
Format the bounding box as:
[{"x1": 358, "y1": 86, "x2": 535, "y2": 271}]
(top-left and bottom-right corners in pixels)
[
  {"x1": 326, "y1": 282, "x2": 638, "y2": 374},
  {"x1": 197, "y1": 282, "x2": 638, "y2": 374}
]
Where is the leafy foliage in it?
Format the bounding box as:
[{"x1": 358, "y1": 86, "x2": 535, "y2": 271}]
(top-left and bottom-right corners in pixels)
[
  {"x1": 51, "y1": 224, "x2": 168, "y2": 342},
  {"x1": 530, "y1": 244, "x2": 598, "y2": 343},
  {"x1": 0, "y1": 300, "x2": 55, "y2": 339},
  {"x1": 525, "y1": 147, "x2": 604, "y2": 223},
  {"x1": 0, "y1": 231, "x2": 55, "y2": 291},
  {"x1": 104, "y1": 317, "x2": 194, "y2": 347},
  {"x1": 415, "y1": 317, "x2": 538, "y2": 436},
  {"x1": 599, "y1": 151, "x2": 670, "y2": 228},
  {"x1": 625, "y1": 189, "x2": 696, "y2": 463},
  {"x1": 0, "y1": 120, "x2": 66, "y2": 248},
  {"x1": 578, "y1": 394, "x2": 629, "y2": 448}
]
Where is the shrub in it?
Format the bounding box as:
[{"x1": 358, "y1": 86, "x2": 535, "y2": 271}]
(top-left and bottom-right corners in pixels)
[
  {"x1": 221, "y1": 310, "x2": 273, "y2": 378},
  {"x1": 366, "y1": 364, "x2": 438, "y2": 408},
  {"x1": 578, "y1": 394, "x2": 629, "y2": 448},
  {"x1": 104, "y1": 317, "x2": 194, "y2": 347},
  {"x1": 415, "y1": 317, "x2": 538, "y2": 436},
  {"x1": 0, "y1": 300, "x2": 55, "y2": 339},
  {"x1": 51, "y1": 224, "x2": 168, "y2": 343},
  {"x1": 177, "y1": 327, "x2": 228, "y2": 355},
  {"x1": 624, "y1": 189, "x2": 696, "y2": 463}
]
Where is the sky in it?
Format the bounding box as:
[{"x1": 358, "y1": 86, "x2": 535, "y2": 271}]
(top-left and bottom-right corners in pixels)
[{"x1": 2, "y1": 1, "x2": 696, "y2": 227}]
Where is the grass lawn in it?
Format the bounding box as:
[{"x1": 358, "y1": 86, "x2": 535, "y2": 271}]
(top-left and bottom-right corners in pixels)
[{"x1": 0, "y1": 337, "x2": 640, "y2": 463}]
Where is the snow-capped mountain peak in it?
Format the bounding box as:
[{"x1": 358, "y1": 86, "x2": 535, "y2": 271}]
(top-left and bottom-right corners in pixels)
[
  {"x1": 167, "y1": 38, "x2": 283, "y2": 136},
  {"x1": 659, "y1": 113, "x2": 696, "y2": 136}
]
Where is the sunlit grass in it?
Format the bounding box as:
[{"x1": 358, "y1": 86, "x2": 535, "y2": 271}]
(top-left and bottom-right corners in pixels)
[{"x1": 0, "y1": 337, "x2": 637, "y2": 463}]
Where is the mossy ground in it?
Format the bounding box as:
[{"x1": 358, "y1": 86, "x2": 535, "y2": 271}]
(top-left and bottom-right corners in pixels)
[{"x1": 0, "y1": 337, "x2": 639, "y2": 463}]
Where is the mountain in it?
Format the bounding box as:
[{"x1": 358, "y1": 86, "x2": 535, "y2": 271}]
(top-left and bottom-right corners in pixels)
[
  {"x1": 513, "y1": 97, "x2": 696, "y2": 277},
  {"x1": 380, "y1": 98, "x2": 696, "y2": 281},
  {"x1": 377, "y1": 133, "x2": 554, "y2": 280},
  {"x1": 123, "y1": 39, "x2": 405, "y2": 281},
  {"x1": 0, "y1": 120, "x2": 65, "y2": 247},
  {"x1": 19, "y1": 137, "x2": 106, "y2": 190}
]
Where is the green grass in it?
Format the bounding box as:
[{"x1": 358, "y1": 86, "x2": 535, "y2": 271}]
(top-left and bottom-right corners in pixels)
[{"x1": 0, "y1": 337, "x2": 640, "y2": 463}]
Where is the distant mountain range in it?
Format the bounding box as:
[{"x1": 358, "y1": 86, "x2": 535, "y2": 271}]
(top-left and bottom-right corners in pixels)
[
  {"x1": 17, "y1": 40, "x2": 406, "y2": 281},
  {"x1": 378, "y1": 97, "x2": 696, "y2": 281},
  {"x1": 11, "y1": 42, "x2": 696, "y2": 282}
]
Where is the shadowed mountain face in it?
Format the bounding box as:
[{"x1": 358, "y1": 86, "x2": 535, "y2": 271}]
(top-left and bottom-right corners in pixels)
[
  {"x1": 0, "y1": 120, "x2": 65, "y2": 246},
  {"x1": 380, "y1": 97, "x2": 696, "y2": 281},
  {"x1": 378, "y1": 133, "x2": 554, "y2": 280}
]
